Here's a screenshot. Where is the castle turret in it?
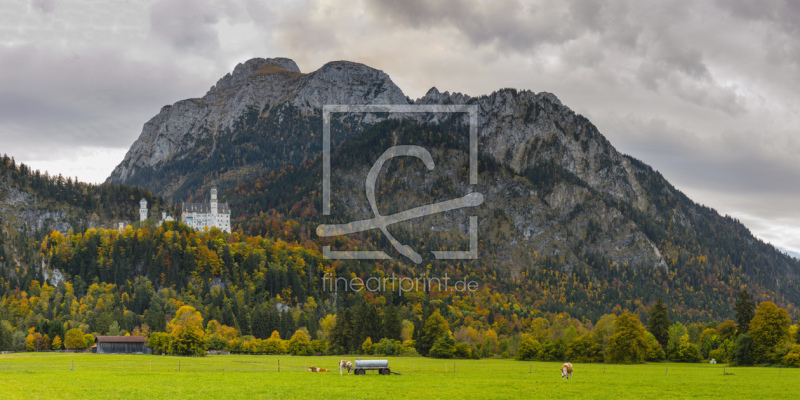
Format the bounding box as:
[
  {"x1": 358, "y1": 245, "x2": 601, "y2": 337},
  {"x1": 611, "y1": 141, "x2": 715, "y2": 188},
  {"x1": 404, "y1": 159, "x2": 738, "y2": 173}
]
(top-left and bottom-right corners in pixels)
[
  {"x1": 210, "y1": 187, "x2": 218, "y2": 216},
  {"x1": 139, "y1": 198, "x2": 148, "y2": 222}
]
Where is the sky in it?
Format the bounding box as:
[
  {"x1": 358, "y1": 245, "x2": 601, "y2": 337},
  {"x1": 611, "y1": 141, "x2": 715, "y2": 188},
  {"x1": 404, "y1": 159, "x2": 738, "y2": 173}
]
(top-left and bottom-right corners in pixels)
[{"x1": 1, "y1": 0, "x2": 799, "y2": 254}]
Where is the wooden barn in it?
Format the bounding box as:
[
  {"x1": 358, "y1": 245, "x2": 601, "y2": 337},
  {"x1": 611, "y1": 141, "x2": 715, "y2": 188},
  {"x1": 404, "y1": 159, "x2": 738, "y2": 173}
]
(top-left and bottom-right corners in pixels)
[{"x1": 95, "y1": 336, "x2": 151, "y2": 354}]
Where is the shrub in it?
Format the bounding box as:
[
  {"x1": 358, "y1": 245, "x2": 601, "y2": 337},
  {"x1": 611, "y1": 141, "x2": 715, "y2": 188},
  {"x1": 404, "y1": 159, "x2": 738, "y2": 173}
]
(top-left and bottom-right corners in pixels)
[
  {"x1": 673, "y1": 341, "x2": 702, "y2": 363},
  {"x1": 429, "y1": 332, "x2": 456, "y2": 359},
  {"x1": 644, "y1": 332, "x2": 666, "y2": 362},
  {"x1": 373, "y1": 338, "x2": 403, "y2": 356},
  {"x1": 148, "y1": 332, "x2": 173, "y2": 355},
  {"x1": 540, "y1": 340, "x2": 566, "y2": 362},
  {"x1": 361, "y1": 337, "x2": 374, "y2": 355},
  {"x1": 516, "y1": 338, "x2": 541, "y2": 361},
  {"x1": 568, "y1": 334, "x2": 604, "y2": 363},
  {"x1": 783, "y1": 345, "x2": 800, "y2": 367},
  {"x1": 454, "y1": 342, "x2": 472, "y2": 359},
  {"x1": 310, "y1": 339, "x2": 327, "y2": 354},
  {"x1": 205, "y1": 334, "x2": 229, "y2": 351}
]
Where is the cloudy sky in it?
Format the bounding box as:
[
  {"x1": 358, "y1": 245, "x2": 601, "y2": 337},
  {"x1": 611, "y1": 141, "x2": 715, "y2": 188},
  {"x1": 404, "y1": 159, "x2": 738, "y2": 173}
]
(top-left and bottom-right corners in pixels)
[{"x1": 1, "y1": 0, "x2": 799, "y2": 254}]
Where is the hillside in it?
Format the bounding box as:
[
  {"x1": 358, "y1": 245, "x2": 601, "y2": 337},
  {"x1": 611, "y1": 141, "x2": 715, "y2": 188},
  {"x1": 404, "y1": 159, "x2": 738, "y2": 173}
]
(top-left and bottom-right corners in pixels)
[
  {"x1": 106, "y1": 57, "x2": 800, "y2": 320},
  {"x1": 0, "y1": 154, "x2": 170, "y2": 288}
]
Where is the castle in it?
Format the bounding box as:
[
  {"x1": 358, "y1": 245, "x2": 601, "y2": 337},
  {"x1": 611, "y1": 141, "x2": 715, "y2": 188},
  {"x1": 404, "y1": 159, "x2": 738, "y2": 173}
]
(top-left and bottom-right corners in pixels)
[
  {"x1": 180, "y1": 187, "x2": 231, "y2": 233},
  {"x1": 138, "y1": 187, "x2": 231, "y2": 233}
]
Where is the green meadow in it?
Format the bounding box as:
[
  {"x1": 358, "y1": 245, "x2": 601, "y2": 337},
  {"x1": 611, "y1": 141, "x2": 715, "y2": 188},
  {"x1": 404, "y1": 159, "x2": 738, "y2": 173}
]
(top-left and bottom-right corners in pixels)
[{"x1": 0, "y1": 353, "x2": 795, "y2": 399}]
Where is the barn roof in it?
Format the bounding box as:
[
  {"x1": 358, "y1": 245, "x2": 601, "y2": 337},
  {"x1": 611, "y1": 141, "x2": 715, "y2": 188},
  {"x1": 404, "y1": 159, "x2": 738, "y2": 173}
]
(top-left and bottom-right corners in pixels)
[{"x1": 96, "y1": 336, "x2": 147, "y2": 343}]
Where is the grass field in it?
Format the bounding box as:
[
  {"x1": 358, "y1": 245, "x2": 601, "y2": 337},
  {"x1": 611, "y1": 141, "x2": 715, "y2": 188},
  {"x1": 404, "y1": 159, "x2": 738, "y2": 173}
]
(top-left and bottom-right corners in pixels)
[{"x1": 0, "y1": 353, "x2": 796, "y2": 399}]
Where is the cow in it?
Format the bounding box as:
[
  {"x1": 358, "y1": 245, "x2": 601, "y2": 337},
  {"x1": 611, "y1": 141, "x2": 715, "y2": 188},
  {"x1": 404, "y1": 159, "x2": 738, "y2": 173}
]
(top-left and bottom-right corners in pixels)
[
  {"x1": 339, "y1": 360, "x2": 353, "y2": 375},
  {"x1": 560, "y1": 362, "x2": 573, "y2": 380},
  {"x1": 309, "y1": 366, "x2": 330, "y2": 372}
]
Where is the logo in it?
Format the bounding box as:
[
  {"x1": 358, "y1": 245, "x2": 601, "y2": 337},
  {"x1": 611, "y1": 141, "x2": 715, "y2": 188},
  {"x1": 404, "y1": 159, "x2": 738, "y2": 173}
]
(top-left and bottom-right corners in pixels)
[{"x1": 317, "y1": 104, "x2": 482, "y2": 264}]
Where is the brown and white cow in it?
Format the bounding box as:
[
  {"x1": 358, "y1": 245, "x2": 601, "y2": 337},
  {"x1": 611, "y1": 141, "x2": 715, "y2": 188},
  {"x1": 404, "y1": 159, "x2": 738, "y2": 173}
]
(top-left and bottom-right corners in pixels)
[
  {"x1": 309, "y1": 366, "x2": 330, "y2": 372},
  {"x1": 560, "y1": 362, "x2": 573, "y2": 380},
  {"x1": 339, "y1": 360, "x2": 353, "y2": 375}
]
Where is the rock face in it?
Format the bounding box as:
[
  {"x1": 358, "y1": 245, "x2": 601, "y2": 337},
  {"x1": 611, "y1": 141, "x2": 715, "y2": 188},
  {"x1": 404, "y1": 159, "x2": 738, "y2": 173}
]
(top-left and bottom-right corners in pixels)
[
  {"x1": 108, "y1": 57, "x2": 408, "y2": 188},
  {"x1": 107, "y1": 56, "x2": 800, "y2": 288},
  {"x1": 0, "y1": 179, "x2": 107, "y2": 236}
]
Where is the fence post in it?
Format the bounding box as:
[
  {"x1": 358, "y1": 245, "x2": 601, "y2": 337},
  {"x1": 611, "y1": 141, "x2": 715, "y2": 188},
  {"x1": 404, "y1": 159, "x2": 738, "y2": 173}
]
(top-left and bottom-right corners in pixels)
[
  {"x1": 529, "y1": 364, "x2": 532, "y2": 373},
  {"x1": 665, "y1": 367, "x2": 668, "y2": 376}
]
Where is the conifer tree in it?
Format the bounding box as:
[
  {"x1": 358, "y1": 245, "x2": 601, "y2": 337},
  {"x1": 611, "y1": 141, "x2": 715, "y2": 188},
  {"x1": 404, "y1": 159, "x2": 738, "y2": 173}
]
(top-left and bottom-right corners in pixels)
[
  {"x1": 382, "y1": 304, "x2": 402, "y2": 341},
  {"x1": 647, "y1": 298, "x2": 670, "y2": 349},
  {"x1": 735, "y1": 289, "x2": 756, "y2": 333}
]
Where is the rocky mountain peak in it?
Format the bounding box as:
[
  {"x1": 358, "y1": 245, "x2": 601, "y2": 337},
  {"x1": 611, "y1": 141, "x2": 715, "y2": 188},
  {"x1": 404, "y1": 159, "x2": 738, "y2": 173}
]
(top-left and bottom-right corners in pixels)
[
  {"x1": 415, "y1": 87, "x2": 472, "y2": 105},
  {"x1": 207, "y1": 57, "x2": 301, "y2": 96}
]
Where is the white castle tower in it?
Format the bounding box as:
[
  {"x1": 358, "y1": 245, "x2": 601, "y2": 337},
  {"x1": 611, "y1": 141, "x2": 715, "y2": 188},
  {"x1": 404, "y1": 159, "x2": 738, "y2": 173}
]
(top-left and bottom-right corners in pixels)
[
  {"x1": 211, "y1": 187, "x2": 218, "y2": 217},
  {"x1": 139, "y1": 198, "x2": 148, "y2": 222}
]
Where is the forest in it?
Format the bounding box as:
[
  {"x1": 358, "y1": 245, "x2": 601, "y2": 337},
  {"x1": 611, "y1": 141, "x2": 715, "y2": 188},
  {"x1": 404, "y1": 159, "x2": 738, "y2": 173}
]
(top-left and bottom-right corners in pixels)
[{"x1": 0, "y1": 222, "x2": 797, "y2": 367}]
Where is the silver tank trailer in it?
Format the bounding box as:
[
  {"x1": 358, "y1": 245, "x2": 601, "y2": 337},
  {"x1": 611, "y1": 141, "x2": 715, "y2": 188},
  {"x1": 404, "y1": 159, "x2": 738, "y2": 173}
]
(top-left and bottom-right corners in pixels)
[{"x1": 353, "y1": 359, "x2": 391, "y2": 375}]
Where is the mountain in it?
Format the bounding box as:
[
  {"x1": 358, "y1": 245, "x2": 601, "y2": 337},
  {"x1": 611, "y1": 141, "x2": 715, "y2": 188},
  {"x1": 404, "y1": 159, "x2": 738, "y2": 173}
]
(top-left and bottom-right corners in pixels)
[
  {"x1": 108, "y1": 57, "x2": 800, "y2": 320},
  {"x1": 107, "y1": 57, "x2": 407, "y2": 201}
]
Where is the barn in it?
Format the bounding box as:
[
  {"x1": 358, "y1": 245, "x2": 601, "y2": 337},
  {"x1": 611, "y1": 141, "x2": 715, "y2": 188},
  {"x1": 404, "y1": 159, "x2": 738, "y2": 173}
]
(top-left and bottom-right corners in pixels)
[{"x1": 95, "y1": 336, "x2": 151, "y2": 354}]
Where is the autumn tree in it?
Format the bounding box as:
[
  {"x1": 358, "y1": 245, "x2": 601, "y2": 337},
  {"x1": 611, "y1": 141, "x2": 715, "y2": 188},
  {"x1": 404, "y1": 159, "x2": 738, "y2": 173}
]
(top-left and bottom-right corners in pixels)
[
  {"x1": 647, "y1": 298, "x2": 670, "y2": 349},
  {"x1": 64, "y1": 328, "x2": 87, "y2": 350},
  {"x1": 361, "y1": 337, "x2": 374, "y2": 354},
  {"x1": 288, "y1": 330, "x2": 312, "y2": 356},
  {"x1": 606, "y1": 313, "x2": 648, "y2": 364},
  {"x1": 51, "y1": 335, "x2": 63, "y2": 350},
  {"x1": 416, "y1": 310, "x2": 450, "y2": 356},
  {"x1": 716, "y1": 320, "x2": 737, "y2": 341},
  {"x1": 673, "y1": 334, "x2": 702, "y2": 363},
  {"x1": 735, "y1": 289, "x2": 756, "y2": 334},
  {"x1": 168, "y1": 305, "x2": 207, "y2": 356},
  {"x1": 749, "y1": 302, "x2": 790, "y2": 363}
]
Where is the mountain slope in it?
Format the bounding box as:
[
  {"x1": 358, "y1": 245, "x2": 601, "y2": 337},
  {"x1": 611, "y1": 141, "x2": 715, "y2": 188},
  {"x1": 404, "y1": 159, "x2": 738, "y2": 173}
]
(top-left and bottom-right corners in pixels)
[{"x1": 108, "y1": 57, "x2": 800, "y2": 319}]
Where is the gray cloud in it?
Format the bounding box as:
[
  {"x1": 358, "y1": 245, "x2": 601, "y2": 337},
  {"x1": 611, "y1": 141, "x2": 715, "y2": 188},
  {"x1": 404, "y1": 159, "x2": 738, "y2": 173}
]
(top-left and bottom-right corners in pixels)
[
  {"x1": 31, "y1": 0, "x2": 56, "y2": 13},
  {"x1": 0, "y1": 45, "x2": 208, "y2": 157},
  {"x1": 149, "y1": 0, "x2": 222, "y2": 55}
]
